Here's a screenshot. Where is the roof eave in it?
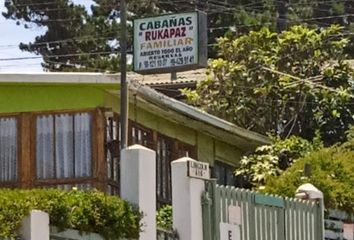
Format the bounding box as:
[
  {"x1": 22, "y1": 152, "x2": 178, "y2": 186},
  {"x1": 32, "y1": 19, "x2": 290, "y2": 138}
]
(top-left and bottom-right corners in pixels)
[{"x1": 129, "y1": 83, "x2": 270, "y2": 147}]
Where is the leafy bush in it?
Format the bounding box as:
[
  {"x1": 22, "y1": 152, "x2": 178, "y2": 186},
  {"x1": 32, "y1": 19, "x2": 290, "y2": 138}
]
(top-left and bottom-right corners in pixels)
[
  {"x1": 264, "y1": 146, "x2": 354, "y2": 214},
  {"x1": 0, "y1": 189, "x2": 140, "y2": 239},
  {"x1": 235, "y1": 135, "x2": 322, "y2": 189},
  {"x1": 156, "y1": 205, "x2": 173, "y2": 230}
]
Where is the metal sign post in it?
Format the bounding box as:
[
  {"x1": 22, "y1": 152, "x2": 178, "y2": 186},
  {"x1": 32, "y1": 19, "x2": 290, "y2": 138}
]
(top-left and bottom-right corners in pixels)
[{"x1": 120, "y1": 0, "x2": 128, "y2": 149}]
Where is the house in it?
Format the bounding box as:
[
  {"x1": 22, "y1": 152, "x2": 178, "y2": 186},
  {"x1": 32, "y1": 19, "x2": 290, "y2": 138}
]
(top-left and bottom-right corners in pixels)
[{"x1": 0, "y1": 72, "x2": 269, "y2": 206}]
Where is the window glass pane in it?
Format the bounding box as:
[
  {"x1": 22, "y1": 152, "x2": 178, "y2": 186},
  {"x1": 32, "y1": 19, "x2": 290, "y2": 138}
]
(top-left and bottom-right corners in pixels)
[
  {"x1": 226, "y1": 168, "x2": 236, "y2": 186},
  {"x1": 214, "y1": 161, "x2": 236, "y2": 186},
  {"x1": 36, "y1": 116, "x2": 54, "y2": 179},
  {"x1": 55, "y1": 114, "x2": 74, "y2": 178},
  {"x1": 214, "y1": 163, "x2": 224, "y2": 185},
  {"x1": 74, "y1": 113, "x2": 92, "y2": 177},
  {"x1": 105, "y1": 116, "x2": 119, "y2": 182},
  {"x1": 36, "y1": 112, "x2": 92, "y2": 179},
  {"x1": 0, "y1": 118, "x2": 17, "y2": 182}
]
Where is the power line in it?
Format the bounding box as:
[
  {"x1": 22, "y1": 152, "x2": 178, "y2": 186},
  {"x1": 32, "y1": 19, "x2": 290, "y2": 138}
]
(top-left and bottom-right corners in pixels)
[
  {"x1": 262, "y1": 66, "x2": 354, "y2": 98},
  {"x1": 0, "y1": 30, "x2": 119, "y2": 50},
  {"x1": 0, "y1": 51, "x2": 118, "y2": 62},
  {"x1": 208, "y1": 14, "x2": 354, "y2": 31}
]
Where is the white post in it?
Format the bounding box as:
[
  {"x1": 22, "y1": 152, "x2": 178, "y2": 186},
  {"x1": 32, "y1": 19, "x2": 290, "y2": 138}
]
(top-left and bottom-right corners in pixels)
[
  {"x1": 295, "y1": 183, "x2": 325, "y2": 240},
  {"x1": 121, "y1": 144, "x2": 156, "y2": 240},
  {"x1": 19, "y1": 210, "x2": 49, "y2": 240},
  {"x1": 171, "y1": 157, "x2": 209, "y2": 240}
]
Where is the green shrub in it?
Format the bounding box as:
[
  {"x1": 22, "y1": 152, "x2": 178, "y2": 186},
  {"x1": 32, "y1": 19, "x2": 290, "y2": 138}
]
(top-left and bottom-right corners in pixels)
[
  {"x1": 235, "y1": 135, "x2": 322, "y2": 189},
  {"x1": 156, "y1": 205, "x2": 173, "y2": 230},
  {"x1": 264, "y1": 146, "x2": 354, "y2": 214},
  {"x1": 0, "y1": 189, "x2": 141, "y2": 239}
]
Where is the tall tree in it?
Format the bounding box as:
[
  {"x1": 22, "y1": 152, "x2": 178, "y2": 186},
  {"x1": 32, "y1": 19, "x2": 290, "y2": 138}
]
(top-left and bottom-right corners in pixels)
[
  {"x1": 184, "y1": 25, "x2": 354, "y2": 145},
  {"x1": 3, "y1": 0, "x2": 120, "y2": 72},
  {"x1": 3, "y1": 0, "x2": 279, "y2": 68},
  {"x1": 5, "y1": 0, "x2": 354, "y2": 71}
]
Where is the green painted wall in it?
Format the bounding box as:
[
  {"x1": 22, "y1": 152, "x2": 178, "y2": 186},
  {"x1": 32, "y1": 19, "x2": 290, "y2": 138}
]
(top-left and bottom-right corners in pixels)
[
  {"x1": 105, "y1": 92, "x2": 197, "y2": 146},
  {"x1": 105, "y1": 92, "x2": 243, "y2": 166},
  {"x1": 0, "y1": 85, "x2": 106, "y2": 113},
  {"x1": 215, "y1": 140, "x2": 242, "y2": 167},
  {"x1": 197, "y1": 133, "x2": 214, "y2": 165}
]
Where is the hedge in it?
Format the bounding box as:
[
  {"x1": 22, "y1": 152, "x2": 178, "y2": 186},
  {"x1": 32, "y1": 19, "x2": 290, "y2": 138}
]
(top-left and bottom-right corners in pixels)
[
  {"x1": 0, "y1": 189, "x2": 140, "y2": 239},
  {"x1": 156, "y1": 205, "x2": 173, "y2": 230},
  {"x1": 264, "y1": 146, "x2": 354, "y2": 214}
]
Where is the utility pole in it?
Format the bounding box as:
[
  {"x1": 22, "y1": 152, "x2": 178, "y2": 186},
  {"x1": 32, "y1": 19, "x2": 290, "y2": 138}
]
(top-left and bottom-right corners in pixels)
[
  {"x1": 196, "y1": 0, "x2": 207, "y2": 11},
  {"x1": 120, "y1": 0, "x2": 128, "y2": 149},
  {"x1": 276, "y1": 0, "x2": 287, "y2": 32}
]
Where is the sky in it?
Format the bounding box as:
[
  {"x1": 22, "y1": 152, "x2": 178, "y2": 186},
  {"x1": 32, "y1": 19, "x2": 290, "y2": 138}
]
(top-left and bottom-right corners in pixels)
[{"x1": 0, "y1": 0, "x2": 93, "y2": 72}]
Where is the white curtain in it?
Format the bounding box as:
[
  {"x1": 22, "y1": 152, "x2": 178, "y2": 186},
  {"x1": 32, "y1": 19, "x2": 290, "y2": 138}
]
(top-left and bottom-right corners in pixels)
[
  {"x1": 36, "y1": 116, "x2": 54, "y2": 179},
  {"x1": 74, "y1": 113, "x2": 92, "y2": 177},
  {"x1": 36, "y1": 113, "x2": 92, "y2": 179},
  {"x1": 55, "y1": 114, "x2": 74, "y2": 178},
  {"x1": 0, "y1": 118, "x2": 17, "y2": 182}
]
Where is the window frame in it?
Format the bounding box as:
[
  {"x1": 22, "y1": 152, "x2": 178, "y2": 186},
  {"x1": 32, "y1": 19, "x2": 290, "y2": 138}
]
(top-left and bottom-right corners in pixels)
[
  {"x1": 0, "y1": 113, "x2": 20, "y2": 187},
  {"x1": 105, "y1": 112, "x2": 120, "y2": 195},
  {"x1": 31, "y1": 109, "x2": 96, "y2": 188},
  {"x1": 155, "y1": 132, "x2": 197, "y2": 207},
  {"x1": 212, "y1": 160, "x2": 237, "y2": 186}
]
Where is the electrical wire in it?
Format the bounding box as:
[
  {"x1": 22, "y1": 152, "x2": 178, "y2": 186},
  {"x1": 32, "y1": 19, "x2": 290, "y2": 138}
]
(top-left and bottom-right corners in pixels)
[{"x1": 0, "y1": 51, "x2": 118, "y2": 61}]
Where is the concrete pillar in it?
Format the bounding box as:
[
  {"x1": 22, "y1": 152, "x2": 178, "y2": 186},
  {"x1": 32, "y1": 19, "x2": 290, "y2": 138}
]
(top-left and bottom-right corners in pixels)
[
  {"x1": 121, "y1": 145, "x2": 156, "y2": 240},
  {"x1": 171, "y1": 157, "x2": 209, "y2": 240},
  {"x1": 19, "y1": 210, "x2": 49, "y2": 240}
]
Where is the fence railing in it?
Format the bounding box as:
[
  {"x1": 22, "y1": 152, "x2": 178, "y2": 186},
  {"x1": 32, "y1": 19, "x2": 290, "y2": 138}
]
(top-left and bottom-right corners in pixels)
[
  {"x1": 202, "y1": 180, "x2": 323, "y2": 240},
  {"x1": 50, "y1": 227, "x2": 179, "y2": 240},
  {"x1": 50, "y1": 227, "x2": 103, "y2": 240},
  {"x1": 157, "y1": 228, "x2": 179, "y2": 240}
]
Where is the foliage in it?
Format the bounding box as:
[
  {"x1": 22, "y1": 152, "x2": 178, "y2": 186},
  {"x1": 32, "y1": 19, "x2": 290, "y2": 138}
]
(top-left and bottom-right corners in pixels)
[
  {"x1": 3, "y1": 0, "x2": 121, "y2": 72},
  {"x1": 156, "y1": 205, "x2": 173, "y2": 231},
  {"x1": 0, "y1": 189, "x2": 140, "y2": 239},
  {"x1": 264, "y1": 145, "x2": 354, "y2": 214},
  {"x1": 184, "y1": 25, "x2": 354, "y2": 146},
  {"x1": 235, "y1": 135, "x2": 322, "y2": 189},
  {"x1": 5, "y1": 0, "x2": 354, "y2": 70}
]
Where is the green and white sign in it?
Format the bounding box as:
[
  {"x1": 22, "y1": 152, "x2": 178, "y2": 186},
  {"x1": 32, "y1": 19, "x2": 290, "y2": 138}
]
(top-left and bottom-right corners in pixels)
[{"x1": 133, "y1": 12, "x2": 207, "y2": 74}]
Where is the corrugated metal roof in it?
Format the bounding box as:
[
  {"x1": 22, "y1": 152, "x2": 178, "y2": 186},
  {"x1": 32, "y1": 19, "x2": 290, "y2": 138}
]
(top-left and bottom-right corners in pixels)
[
  {"x1": 0, "y1": 69, "x2": 207, "y2": 85},
  {"x1": 129, "y1": 69, "x2": 207, "y2": 86}
]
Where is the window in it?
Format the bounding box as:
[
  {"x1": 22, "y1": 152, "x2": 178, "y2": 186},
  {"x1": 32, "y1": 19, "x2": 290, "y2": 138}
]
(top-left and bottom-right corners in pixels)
[
  {"x1": 0, "y1": 117, "x2": 17, "y2": 182},
  {"x1": 103, "y1": 113, "x2": 197, "y2": 204},
  {"x1": 156, "y1": 136, "x2": 174, "y2": 206},
  {"x1": 156, "y1": 134, "x2": 196, "y2": 207},
  {"x1": 36, "y1": 112, "x2": 92, "y2": 179},
  {"x1": 131, "y1": 123, "x2": 152, "y2": 148},
  {"x1": 213, "y1": 161, "x2": 236, "y2": 186},
  {"x1": 105, "y1": 114, "x2": 120, "y2": 195}
]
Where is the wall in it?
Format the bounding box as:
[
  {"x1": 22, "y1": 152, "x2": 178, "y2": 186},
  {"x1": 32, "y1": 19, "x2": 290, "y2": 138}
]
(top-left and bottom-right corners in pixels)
[
  {"x1": 105, "y1": 91, "x2": 244, "y2": 167},
  {"x1": 0, "y1": 84, "x2": 108, "y2": 113},
  {"x1": 215, "y1": 140, "x2": 243, "y2": 167},
  {"x1": 0, "y1": 83, "x2": 246, "y2": 167}
]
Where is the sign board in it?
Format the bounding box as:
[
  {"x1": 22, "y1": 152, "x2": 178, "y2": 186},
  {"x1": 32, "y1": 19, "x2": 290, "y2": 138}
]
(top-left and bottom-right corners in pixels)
[
  {"x1": 220, "y1": 223, "x2": 240, "y2": 240},
  {"x1": 133, "y1": 12, "x2": 207, "y2": 74},
  {"x1": 187, "y1": 161, "x2": 210, "y2": 180},
  {"x1": 228, "y1": 205, "x2": 242, "y2": 225}
]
